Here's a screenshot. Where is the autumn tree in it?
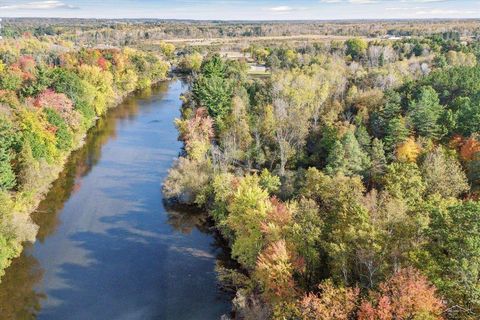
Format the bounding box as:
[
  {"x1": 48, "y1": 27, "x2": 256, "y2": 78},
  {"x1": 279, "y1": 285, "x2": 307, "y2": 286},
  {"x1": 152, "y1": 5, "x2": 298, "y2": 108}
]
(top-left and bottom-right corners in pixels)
[
  {"x1": 226, "y1": 174, "x2": 271, "y2": 269},
  {"x1": 383, "y1": 162, "x2": 425, "y2": 208},
  {"x1": 358, "y1": 268, "x2": 445, "y2": 320},
  {"x1": 395, "y1": 137, "x2": 421, "y2": 163},
  {"x1": 459, "y1": 136, "x2": 480, "y2": 161},
  {"x1": 256, "y1": 240, "x2": 296, "y2": 304},
  {"x1": 299, "y1": 281, "x2": 359, "y2": 320},
  {"x1": 421, "y1": 147, "x2": 469, "y2": 198},
  {"x1": 271, "y1": 74, "x2": 311, "y2": 175},
  {"x1": 176, "y1": 107, "x2": 214, "y2": 161},
  {"x1": 219, "y1": 94, "x2": 253, "y2": 164}
]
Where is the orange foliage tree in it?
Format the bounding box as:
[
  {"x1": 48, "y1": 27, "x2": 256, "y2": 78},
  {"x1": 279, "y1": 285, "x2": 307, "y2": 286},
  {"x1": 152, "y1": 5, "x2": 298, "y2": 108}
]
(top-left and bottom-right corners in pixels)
[
  {"x1": 460, "y1": 136, "x2": 480, "y2": 161},
  {"x1": 299, "y1": 281, "x2": 360, "y2": 320},
  {"x1": 255, "y1": 240, "x2": 296, "y2": 304},
  {"x1": 358, "y1": 268, "x2": 445, "y2": 320}
]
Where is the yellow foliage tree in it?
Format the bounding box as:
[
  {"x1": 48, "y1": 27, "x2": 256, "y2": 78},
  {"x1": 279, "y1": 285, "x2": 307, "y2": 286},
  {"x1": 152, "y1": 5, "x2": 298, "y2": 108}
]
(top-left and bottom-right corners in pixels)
[{"x1": 396, "y1": 137, "x2": 421, "y2": 163}]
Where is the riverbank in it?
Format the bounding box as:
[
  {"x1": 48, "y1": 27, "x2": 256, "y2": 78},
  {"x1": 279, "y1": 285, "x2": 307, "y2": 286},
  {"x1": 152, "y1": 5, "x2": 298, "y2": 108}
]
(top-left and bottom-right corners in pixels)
[
  {"x1": 0, "y1": 80, "x2": 232, "y2": 319},
  {"x1": 0, "y1": 39, "x2": 170, "y2": 279},
  {"x1": 0, "y1": 79, "x2": 168, "y2": 279}
]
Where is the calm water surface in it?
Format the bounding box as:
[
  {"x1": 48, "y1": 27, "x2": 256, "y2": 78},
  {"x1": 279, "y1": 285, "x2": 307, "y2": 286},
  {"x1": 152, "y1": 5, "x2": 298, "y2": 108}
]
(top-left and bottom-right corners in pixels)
[{"x1": 0, "y1": 80, "x2": 231, "y2": 320}]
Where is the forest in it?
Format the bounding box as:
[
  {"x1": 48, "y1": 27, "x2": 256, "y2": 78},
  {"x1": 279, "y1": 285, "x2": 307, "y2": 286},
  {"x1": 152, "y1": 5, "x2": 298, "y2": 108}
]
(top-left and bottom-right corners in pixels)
[
  {"x1": 1, "y1": 17, "x2": 480, "y2": 319},
  {"x1": 164, "y1": 33, "x2": 480, "y2": 319},
  {"x1": 2, "y1": 18, "x2": 480, "y2": 47},
  {"x1": 0, "y1": 35, "x2": 170, "y2": 278}
]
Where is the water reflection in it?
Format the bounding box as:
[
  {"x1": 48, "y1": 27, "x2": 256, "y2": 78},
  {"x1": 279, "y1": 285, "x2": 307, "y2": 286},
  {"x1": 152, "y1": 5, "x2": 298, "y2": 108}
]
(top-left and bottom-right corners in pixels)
[
  {"x1": 0, "y1": 254, "x2": 44, "y2": 319},
  {"x1": 164, "y1": 203, "x2": 211, "y2": 235},
  {"x1": 0, "y1": 80, "x2": 232, "y2": 320}
]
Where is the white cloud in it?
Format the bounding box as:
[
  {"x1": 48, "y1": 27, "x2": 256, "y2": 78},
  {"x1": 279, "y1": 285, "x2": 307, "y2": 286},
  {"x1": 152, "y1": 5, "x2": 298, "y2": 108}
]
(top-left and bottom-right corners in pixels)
[
  {"x1": 320, "y1": 0, "x2": 380, "y2": 4},
  {"x1": 320, "y1": 0, "x2": 449, "y2": 3},
  {"x1": 269, "y1": 6, "x2": 293, "y2": 12},
  {"x1": 402, "y1": 0, "x2": 447, "y2": 2},
  {"x1": 0, "y1": 0, "x2": 78, "y2": 10},
  {"x1": 349, "y1": 0, "x2": 379, "y2": 3},
  {"x1": 385, "y1": 6, "x2": 427, "y2": 10},
  {"x1": 414, "y1": 8, "x2": 479, "y2": 15}
]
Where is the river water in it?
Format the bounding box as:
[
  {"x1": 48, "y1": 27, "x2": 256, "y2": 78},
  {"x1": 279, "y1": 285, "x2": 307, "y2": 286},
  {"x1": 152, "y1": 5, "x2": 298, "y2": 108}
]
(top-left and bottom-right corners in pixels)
[{"x1": 0, "y1": 80, "x2": 232, "y2": 320}]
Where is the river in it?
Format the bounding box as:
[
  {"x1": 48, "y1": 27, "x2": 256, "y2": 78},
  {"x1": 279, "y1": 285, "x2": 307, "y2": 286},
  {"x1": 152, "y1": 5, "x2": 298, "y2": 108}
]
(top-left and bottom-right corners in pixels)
[{"x1": 0, "y1": 80, "x2": 232, "y2": 320}]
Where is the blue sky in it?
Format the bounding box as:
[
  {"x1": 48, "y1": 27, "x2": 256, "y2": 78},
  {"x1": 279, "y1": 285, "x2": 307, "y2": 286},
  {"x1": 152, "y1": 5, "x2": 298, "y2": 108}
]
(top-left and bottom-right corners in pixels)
[{"x1": 1, "y1": 0, "x2": 479, "y2": 20}]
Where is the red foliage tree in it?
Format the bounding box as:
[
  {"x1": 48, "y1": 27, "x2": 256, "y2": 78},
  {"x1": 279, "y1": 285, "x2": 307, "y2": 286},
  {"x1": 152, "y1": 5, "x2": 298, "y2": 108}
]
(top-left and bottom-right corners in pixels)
[
  {"x1": 261, "y1": 197, "x2": 292, "y2": 235},
  {"x1": 32, "y1": 89, "x2": 73, "y2": 113},
  {"x1": 19, "y1": 56, "x2": 36, "y2": 74},
  {"x1": 97, "y1": 57, "x2": 109, "y2": 71},
  {"x1": 184, "y1": 107, "x2": 214, "y2": 147},
  {"x1": 30, "y1": 89, "x2": 80, "y2": 128},
  {"x1": 358, "y1": 268, "x2": 445, "y2": 320}
]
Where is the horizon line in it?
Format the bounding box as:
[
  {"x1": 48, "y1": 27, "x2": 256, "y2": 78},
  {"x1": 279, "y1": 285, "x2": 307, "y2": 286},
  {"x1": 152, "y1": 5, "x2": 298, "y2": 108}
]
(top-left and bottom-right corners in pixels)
[{"x1": 2, "y1": 17, "x2": 480, "y2": 22}]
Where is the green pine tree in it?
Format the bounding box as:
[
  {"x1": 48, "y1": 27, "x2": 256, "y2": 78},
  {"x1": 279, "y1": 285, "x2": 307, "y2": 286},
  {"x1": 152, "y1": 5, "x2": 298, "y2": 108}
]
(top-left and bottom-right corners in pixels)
[
  {"x1": 326, "y1": 132, "x2": 370, "y2": 176},
  {"x1": 0, "y1": 146, "x2": 15, "y2": 191},
  {"x1": 383, "y1": 116, "x2": 409, "y2": 154},
  {"x1": 409, "y1": 86, "x2": 446, "y2": 140},
  {"x1": 370, "y1": 138, "x2": 387, "y2": 184}
]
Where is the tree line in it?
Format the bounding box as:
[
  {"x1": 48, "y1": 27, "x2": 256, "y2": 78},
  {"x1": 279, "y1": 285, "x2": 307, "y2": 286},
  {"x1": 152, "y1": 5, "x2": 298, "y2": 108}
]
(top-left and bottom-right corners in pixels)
[{"x1": 2, "y1": 18, "x2": 479, "y2": 47}]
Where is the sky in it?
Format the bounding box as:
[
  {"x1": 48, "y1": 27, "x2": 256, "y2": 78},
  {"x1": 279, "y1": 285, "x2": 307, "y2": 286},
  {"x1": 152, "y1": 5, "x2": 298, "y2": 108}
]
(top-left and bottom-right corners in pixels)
[{"x1": 0, "y1": 0, "x2": 480, "y2": 20}]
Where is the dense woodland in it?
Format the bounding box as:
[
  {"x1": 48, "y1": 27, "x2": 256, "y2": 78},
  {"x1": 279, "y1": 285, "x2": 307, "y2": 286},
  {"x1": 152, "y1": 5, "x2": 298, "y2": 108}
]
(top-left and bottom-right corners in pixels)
[
  {"x1": 0, "y1": 36, "x2": 170, "y2": 278},
  {"x1": 2, "y1": 18, "x2": 480, "y2": 46},
  {"x1": 164, "y1": 34, "x2": 480, "y2": 319},
  {"x1": 1, "y1": 18, "x2": 480, "y2": 319}
]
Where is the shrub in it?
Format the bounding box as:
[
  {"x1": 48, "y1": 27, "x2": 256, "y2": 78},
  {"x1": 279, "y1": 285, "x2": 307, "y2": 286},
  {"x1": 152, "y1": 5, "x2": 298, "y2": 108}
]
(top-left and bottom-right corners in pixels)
[
  {"x1": 19, "y1": 110, "x2": 58, "y2": 162},
  {"x1": 43, "y1": 108, "x2": 73, "y2": 151}
]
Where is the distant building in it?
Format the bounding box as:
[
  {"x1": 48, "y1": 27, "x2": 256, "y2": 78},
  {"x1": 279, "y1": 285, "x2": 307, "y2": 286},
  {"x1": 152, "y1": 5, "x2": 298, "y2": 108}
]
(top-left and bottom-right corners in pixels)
[
  {"x1": 221, "y1": 51, "x2": 250, "y2": 60},
  {"x1": 383, "y1": 35, "x2": 403, "y2": 40},
  {"x1": 250, "y1": 64, "x2": 267, "y2": 73}
]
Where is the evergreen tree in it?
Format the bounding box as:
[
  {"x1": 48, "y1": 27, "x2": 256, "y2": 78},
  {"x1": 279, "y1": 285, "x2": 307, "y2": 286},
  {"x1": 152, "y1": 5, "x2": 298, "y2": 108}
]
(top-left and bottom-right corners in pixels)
[
  {"x1": 201, "y1": 54, "x2": 227, "y2": 78},
  {"x1": 325, "y1": 140, "x2": 346, "y2": 175},
  {"x1": 455, "y1": 96, "x2": 480, "y2": 137},
  {"x1": 326, "y1": 132, "x2": 370, "y2": 176},
  {"x1": 355, "y1": 125, "x2": 371, "y2": 151},
  {"x1": 0, "y1": 118, "x2": 17, "y2": 191},
  {"x1": 421, "y1": 201, "x2": 480, "y2": 316},
  {"x1": 370, "y1": 138, "x2": 387, "y2": 184},
  {"x1": 383, "y1": 116, "x2": 409, "y2": 154},
  {"x1": 409, "y1": 86, "x2": 446, "y2": 140},
  {"x1": 0, "y1": 146, "x2": 15, "y2": 191},
  {"x1": 371, "y1": 91, "x2": 402, "y2": 138},
  {"x1": 193, "y1": 75, "x2": 233, "y2": 122}
]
